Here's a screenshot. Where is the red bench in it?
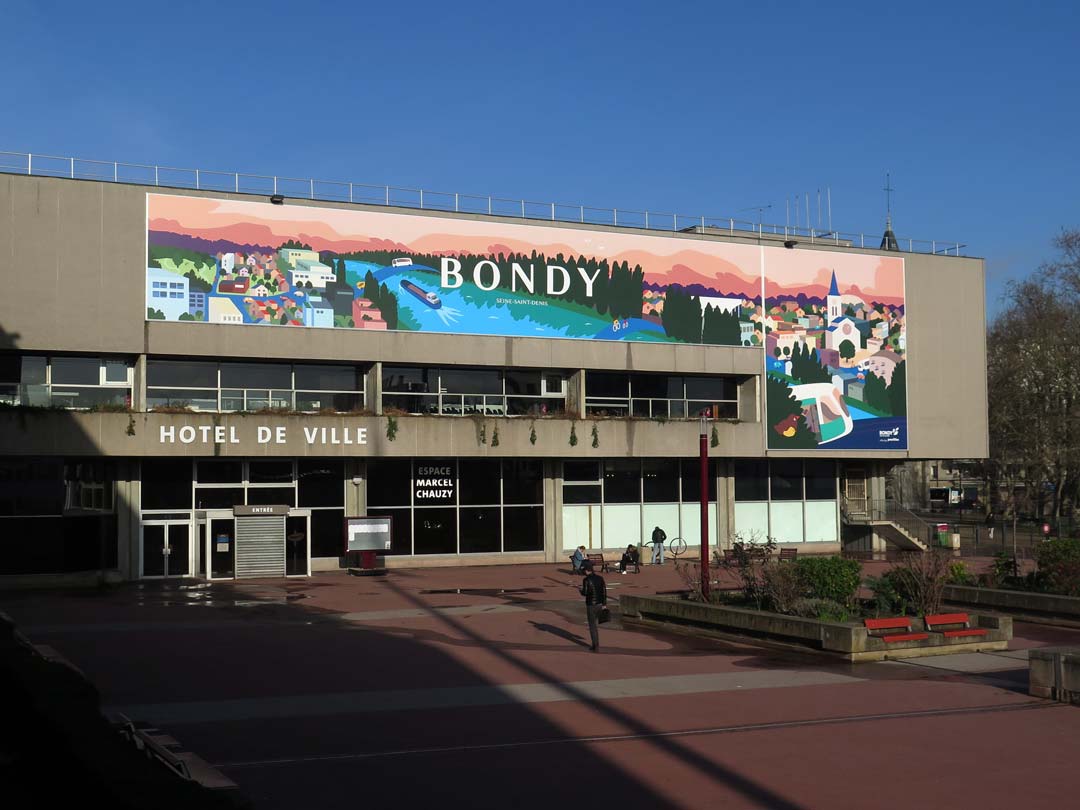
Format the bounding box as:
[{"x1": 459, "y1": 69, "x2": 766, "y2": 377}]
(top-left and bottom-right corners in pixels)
[
  {"x1": 924, "y1": 613, "x2": 988, "y2": 639},
  {"x1": 864, "y1": 617, "x2": 930, "y2": 643}
]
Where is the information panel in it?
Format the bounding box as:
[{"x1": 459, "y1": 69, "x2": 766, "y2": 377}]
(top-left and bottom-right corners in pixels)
[{"x1": 345, "y1": 516, "x2": 392, "y2": 553}]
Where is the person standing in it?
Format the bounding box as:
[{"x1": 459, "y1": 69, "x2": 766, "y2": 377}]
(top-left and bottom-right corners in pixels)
[
  {"x1": 579, "y1": 562, "x2": 607, "y2": 652},
  {"x1": 985, "y1": 511, "x2": 995, "y2": 542},
  {"x1": 650, "y1": 525, "x2": 667, "y2": 565}
]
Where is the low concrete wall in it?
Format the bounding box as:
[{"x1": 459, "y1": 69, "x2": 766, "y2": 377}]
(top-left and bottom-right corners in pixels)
[
  {"x1": 619, "y1": 594, "x2": 1011, "y2": 661},
  {"x1": 944, "y1": 584, "x2": 1080, "y2": 618},
  {"x1": 1029, "y1": 647, "x2": 1080, "y2": 705}
]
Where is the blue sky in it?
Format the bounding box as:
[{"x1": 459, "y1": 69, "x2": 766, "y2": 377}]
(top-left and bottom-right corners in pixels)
[{"x1": 2, "y1": 0, "x2": 1077, "y2": 316}]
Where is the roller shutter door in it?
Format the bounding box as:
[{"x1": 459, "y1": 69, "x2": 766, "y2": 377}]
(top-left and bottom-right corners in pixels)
[{"x1": 235, "y1": 515, "x2": 285, "y2": 578}]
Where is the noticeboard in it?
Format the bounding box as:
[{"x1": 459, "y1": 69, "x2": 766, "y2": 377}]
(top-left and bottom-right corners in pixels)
[{"x1": 345, "y1": 516, "x2": 392, "y2": 553}]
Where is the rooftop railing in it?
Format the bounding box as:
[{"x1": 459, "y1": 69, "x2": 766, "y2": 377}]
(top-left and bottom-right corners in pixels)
[{"x1": 0, "y1": 150, "x2": 968, "y2": 256}]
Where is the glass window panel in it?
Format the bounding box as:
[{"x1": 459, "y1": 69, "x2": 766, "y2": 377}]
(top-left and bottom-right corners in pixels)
[
  {"x1": 563, "y1": 461, "x2": 600, "y2": 482},
  {"x1": 804, "y1": 460, "x2": 837, "y2": 500},
  {"x1": 460, "y1": 507, "x2": 501, "y2": 553},
  {"x1": 21, "y1": 356, "x2": 47, "y2": 385},
  {"x1": 248, "y1": 460, "x2": 294, "y2": 484},
  {"x1": 414, "y1": 507, "x2": 456, "y2": 554},
  {"x1": 504, "y1": 371, "x2": 541, "y2": 396},
  {"x1": 603, "y1": 461, "x2": 641, "y2": 504},
  {"x1": 643, "y1": 460, "x2": 679, "y2": 502},
  {"x1": 734, "y1": 460, "x2": 768, "y2": 501},
  {"x1": 364, "y1": 508, "x2": 410, "y2": 555},
  {"x1": 680, "y1": 460, "x2": 717, "y2": 502},
  {"x1": 459, "y1": 460, "x2": 500, "y2": 505},
  {"x1": 503, "y1": 459, "x2": 542, "y2": 505},
  {"x1": 631, "y1": 399, "x2": 650, "y2": 417},
  {"x1": 310, "y1": 508, "x2": 345, "y2": 558},
  {"x1": 141, "y1": 459, "x2": 192, "y2": 510},
  {"x1": 382, "y1": 393, "x2": 438, "y2": 414},
  {"x1": 194, "y1": 487, "x2": 244, "y2": 510},
  {"x1": 293, "y1": 364, "x2": 363, "y2": 391},
  {"x1": 770, "y1": 460, "x2": 804, "y2": 501},
  {"x1": 366, "y1": 460, "x2": 411, "y2": 506},
  {"x1": 296, "y1": 391, "x2": 364, "y2": 413},
  {"x1": 220, "y1": 390, "x2": 244, "y2": 411},
  {"x1": 50, "y1": 357, "x2": 100, "y2": 385},
  {"x1": 585, "y1": 372, "x2": 629, "y2": 398},
  {"x1": 503, "y1": 506, "x2": 543, "y2": 551},
  {"x1": 0, "y1": 354, "x2": 20, "y2": 384},
  {"x1": 563, "y1": 484, "x2": 601, "y2": 505},
  {"x1": 147, "y1": 389, "x2": 218, "y2": 411},
  {"x1": 146, "y1": 360, "x2": 217, "y2": 388},
  {"x1": 438, "y1": 367, "x2": 502, "y2": 395},
  {"x1": 0, "y1": 459, "x2": 65, "y2": 516},
  {"x1": 629, "y1": 373, "x2": 667, "y2": 398},
  {"x1": 246, "y1": 487, "x2": 296, "y2": 507},
  {"x1": 685, "y1": 377, "x2": 730, "y2": 400},
  {"x1": 104, "y1": 360, "x2": 129, "y2": 383},
  {"x1": 298, "y1": 460, "x2": 344, "y2": 507},
  {"x1": 382, "y1": 366, "x2": 435, "y2": 393},
  {"x1": 196, "y1": 460, "x2": 243, "y2": 483},
  {"x1": 220, "y1": 361, "x2": 292, "y2": 389}
]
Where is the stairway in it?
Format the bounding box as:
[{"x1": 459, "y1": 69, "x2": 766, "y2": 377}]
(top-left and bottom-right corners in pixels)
[{"x1": 842, "y1": 498, "x2": 930, "y2": 553}]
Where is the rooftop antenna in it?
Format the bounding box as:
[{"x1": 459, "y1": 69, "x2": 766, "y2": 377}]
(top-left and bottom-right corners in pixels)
[
  {"x1": 827, "y1": 187, "x2": 832, "y2": 233},
  {"x1": 739, "y1": 204, "x2": 772, "y2": 229}
]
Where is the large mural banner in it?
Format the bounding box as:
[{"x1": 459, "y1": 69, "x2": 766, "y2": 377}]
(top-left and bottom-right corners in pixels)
[
  {"x1": 146, "y1": 194, "x2": 762, "y2": 345},
  {"x1": 145, "y1": 194, "x2": 907, "y2": 450},
  {"x1": 762, "y1": 247, "x2": 906, "y2": 450}
]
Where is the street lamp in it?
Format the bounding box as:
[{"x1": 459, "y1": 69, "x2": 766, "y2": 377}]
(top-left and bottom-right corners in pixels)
[{"x1": 699, "y1": 412, "x2": 710, "y2": 600}]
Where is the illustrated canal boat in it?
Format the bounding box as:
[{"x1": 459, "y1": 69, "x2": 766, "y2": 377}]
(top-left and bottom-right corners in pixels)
[{"x1": 400, "y1": 279, "x2": 442, "y2": 309}]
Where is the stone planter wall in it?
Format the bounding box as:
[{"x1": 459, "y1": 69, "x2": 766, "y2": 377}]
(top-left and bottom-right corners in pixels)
[{"x1": 944, "y1": 584, "x2": 1080, "y2": 619}]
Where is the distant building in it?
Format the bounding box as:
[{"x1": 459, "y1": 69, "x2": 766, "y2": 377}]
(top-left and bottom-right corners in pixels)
[
  {"x1": 219, "y1": 253, "x2": 236, "y2": 273},
  {"x1": 352, "y1": 297, "x2": 387, "y2": 330},
  {"x1": 218, "y1": 278, "x2": 250, "y2": 295},
  {"x1": 292, "y1": 259, "x2": 337, "y2": 289},
  {"x1": 146, "y1": 267, "x2": 189, "y2": 320},
  {"x1": 304, "y1": 296, "x2": 335, "y2": 328},
  {"x1": 208, "y1": 296, "x2": 243, "y2": 324},
  {"x1": 278, "y1": 248, "x2": 321, "y2": 268},
  {"x1": 188, "y1": 291, "x2": 206, "y2": 316}
]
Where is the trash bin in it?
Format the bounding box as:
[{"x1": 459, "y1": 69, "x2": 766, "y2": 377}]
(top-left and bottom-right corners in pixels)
[{"x1": 936, "y1": 523, "x2": 950, "y2": 547}]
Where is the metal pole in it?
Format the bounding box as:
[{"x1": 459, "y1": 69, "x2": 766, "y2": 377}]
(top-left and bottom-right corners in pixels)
[
  {"x1": 70, "y1": 157, "x2": 74, "y2": 178},
  {"x1": 419, "y1": 189, "x2": 424, "y2": 209},
  {"x1": 310, "y1": 178, "x2": 314, "y2": 199},
  {"x1": 699, "y1": 414, "x2": 710, "y2": 601},
  {"x1": 27, "y1": 153, "x2": 32, "y2": 175},
  {"x1": 349, "y1": 183, "x2": 353, "y2": 203},
  {"x1": 195, "y1": 169, "x2": 200, "y2": 189}
]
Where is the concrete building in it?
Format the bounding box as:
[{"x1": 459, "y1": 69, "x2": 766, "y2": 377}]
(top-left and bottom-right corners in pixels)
[{"x1": 0, "y1": 168, "x2": 989, "y2": 584}]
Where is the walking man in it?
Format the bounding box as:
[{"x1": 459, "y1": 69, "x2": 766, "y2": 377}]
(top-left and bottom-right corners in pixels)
[
  {"x1": 985, "y1": 510, "x2": 995, "y2": 542},
  {"x1": 579, "y1": 561, "x2": 607, "y2": 652},
  {"x1": 650, "y1": 525, "x2": 667, "y2": 565}
]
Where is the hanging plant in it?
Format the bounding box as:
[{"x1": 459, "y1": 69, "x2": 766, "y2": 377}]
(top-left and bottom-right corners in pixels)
[
  {"x1": 126, "y1": 415, "x2": 136, "y2": 436},
  {"x1": 491, "y1": 425, "x2": 500, "y2": 447},
  {"x1": 569, "y1": 423, "x2": 578, "y2": 447},
  {"x1": 386, "y1": 415, "x2": 399, "y2": 441},
  {"x1": 711, "y1": 424, "x2": 719, "y2": 448},
  {"x1": 529, "y1": 422, "x2": 537, "y2": 445},
  {"x1": 591, "y1": 424, "x2": 599, "y2": 448},
  {"x1": 479, "y1": 421, "x2": 487, "y2": 445}
]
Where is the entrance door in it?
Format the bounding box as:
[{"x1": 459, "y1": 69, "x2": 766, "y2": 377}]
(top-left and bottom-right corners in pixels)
[
  {"x1": 843, "y1": 465, "x2": 868, "y2": 517},
  {"x1": 140, "y1": 521, "x2": 192, "y2": 578},
  {"x1": 285, "y1": 511, "x2": 311, "y2": 577},
  {"x1": 206, "y1": 514, "x2": 236, "y2": 580}
]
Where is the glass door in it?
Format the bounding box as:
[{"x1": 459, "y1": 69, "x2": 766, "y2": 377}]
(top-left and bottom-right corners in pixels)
[
  {"x1": 208, "y1": 515, "x2": 236, "y2": 580},
  {"x1": 286, "y1": 511, "x2": 310, "y2": 577},
  {"x1": 140, "y1": 521, "x2": 192, "y2": 578},
  {"x1": 142, "y1": 524, "x2": 166, "y2": 577}
]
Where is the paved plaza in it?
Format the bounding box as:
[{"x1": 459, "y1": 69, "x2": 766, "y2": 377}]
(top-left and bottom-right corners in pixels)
[{"x1": 3, "y1": 561, "x2": 1080, "y2": 809}]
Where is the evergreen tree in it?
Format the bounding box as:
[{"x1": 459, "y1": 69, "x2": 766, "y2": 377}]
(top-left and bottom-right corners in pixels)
[{"x1": 888, "y1": 361, "x2": 907, "y2": 416}]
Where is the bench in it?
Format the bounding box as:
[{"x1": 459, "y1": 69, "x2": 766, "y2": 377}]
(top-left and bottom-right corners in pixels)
[
  {"x1": 924, "y1": 612, "x2": 988, "y2": 639},
  {"x1": 864, "y1": 617, "x2": 930, "y2": 643},
  {"x1": 586, "y1": 553, "x2": 611, "y2": 573},
  {"x1": 778, "y1": 548, "x2": 798, "y2": 562}
]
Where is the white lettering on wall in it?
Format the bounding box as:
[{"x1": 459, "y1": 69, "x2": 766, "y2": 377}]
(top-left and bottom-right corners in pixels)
[{"x1": 441, "y1": 257, "x2": 463, "y2": 289}]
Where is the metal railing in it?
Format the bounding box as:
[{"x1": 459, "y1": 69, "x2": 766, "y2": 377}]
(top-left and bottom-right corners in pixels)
[
  {"x1": 842, "y1": 497, "x2": 934, "y2": 547},
  {"x1": 0, "y1": 150, "x2": 968, "y2": 256}
]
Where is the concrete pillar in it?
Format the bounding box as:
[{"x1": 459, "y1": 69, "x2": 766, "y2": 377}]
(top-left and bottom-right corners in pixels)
[
  {"x1": 366, "y1": 362, "x2": 382, "y2": 416},
  {"x1": 738, "y1": 375, "x2": 759, "y2": 422},
  {"x1": 544, "y1": 459, "x2": 563, "y2": 562},
  {"x1": 117, "y1": 459, "x2": 141, "y2": 581},
  {"x1": 716, "y1": 458, "x2": 735, "y2": 550},
  {"x1": 566, "y1": 370, "x2": 585, "y2": 418},
  {"x1": 133, "y1": 354, "x2": 147, "y2": 412}
]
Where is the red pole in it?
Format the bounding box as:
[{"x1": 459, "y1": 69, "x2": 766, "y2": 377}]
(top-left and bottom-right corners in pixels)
[{"x1": 699, "y1": 419, "x2": 710, "y2": 600}]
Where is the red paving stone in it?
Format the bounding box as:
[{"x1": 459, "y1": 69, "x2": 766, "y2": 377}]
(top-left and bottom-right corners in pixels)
[{"x1": 3, "y1": 560, "x2": 1080, "y2": 809}]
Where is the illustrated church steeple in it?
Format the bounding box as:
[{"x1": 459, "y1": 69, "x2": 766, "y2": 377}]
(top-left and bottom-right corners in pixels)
[{"x1": 827, "y1": 270, "x2": 841, "y2": 321}]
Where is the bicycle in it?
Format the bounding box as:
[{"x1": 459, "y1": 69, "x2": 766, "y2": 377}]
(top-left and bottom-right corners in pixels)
[{"x1": 666, "y1": 536, "x2": 687, "y2": 561}]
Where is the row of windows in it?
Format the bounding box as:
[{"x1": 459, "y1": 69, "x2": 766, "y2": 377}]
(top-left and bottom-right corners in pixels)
[{"x1": 584, "y1": 372, "x2": 740, "y2": 419}]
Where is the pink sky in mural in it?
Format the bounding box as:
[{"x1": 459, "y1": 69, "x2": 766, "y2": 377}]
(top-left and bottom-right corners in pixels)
[
  {"x1": 762, "y1": 245, "x2": 905, "y2": 305},
  {"x1": 148, "y1": 195, "x2": 762, "y2": 297}
]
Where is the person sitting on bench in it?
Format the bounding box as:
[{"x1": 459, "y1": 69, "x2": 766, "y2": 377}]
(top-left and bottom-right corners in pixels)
[
  {"x1": 619, "y1": 544, "x2": 640, "y2": 574},
  {"x1": 571, "y1": 545, "x2": 586, "y2": 573}
]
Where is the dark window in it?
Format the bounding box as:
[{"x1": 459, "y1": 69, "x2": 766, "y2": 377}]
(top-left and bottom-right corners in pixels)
[
  {"x1": 0, "y1": 459, "x2": 65, "y2": 516},
  {"x1": 503, "y1": 459, "x2": 543, "y2": 504},
  {"x1": 459, "y1": 460, "x2": 500, "y2": 505},
  {"x1": 414, "y1": 507, "x2": 456, "y2": 554},
  {"x1": 249, "y1": 460, "x2": 294, "y2": 484},
  {"x1": 680, "y1": 460, "x2": 717, "y2": 502},
  {"x1": 460, "y1": 507, "x2": 501, "y2": 553},
  {"x1": 643, "y1": 460, "x2": 679, "y2": 502},
  {"x1": 685, "y1": 377, "x2": 735, "y2": 400},
  {"x1": 804, "y1": 460, "x2": 837, "y2": 500},
  {"x1": 194, "y1": 487, "x2": 244, "y2": 509},
  {"x1": 603, "y1": 461, "x2": 640, "y2": 503},
  {"x1": 504, "y1": 506, "x2": 543, "y2": 551},
  {"x1": 0, "y1": 515, "x2": 117, "y2": 575},
  {"x1": 382, "y1": 366, "x2": 436, "y2": 393},
  {"x1": 585, "y1": 372, "x2": 629, "y2": 398},
  {"x1": 364, "y1": 508, "x2": 410, "y2": 555},
  {"x1": 734, "y1": 460, "x2": 768, "y2": 501},
  {"x1": 438, "y1": 367, "x2": 502, "y2": 394},
  {"x1": 629, "y1": 373, "x2": 667, "y2": 398},
  {"x1": 0, "y1": 354, "x2": 20, "y2": 383},
  {"x1": 294, "y1": 364, "x2": 363, "y2": 391},
  {"x1": 310, "y1": 508, "x2": 345, "y2": 558},
  {"x1": 770, "y1": 460, "x2": 804, "y2": 501},
  {"x1": 366, "y1": 460, "x2": 411, "y2": 506},
  {"x1": 21, "y1": 356, "x2": 47, "y2": 385},
  {"x1": 504, "y1": 371, "x2": 541, "y2": 396},
  {"x1": 196, "y1": 460, "x2": 243, "y2": 484},
  {"x1": 141, "y1": 459, "x2": 192, "y2": 510},
  {"x1": 563, "y1": 461, "x2": 600, "y2": 482},
  {"x1": 50, "y1": 357, "x2": 100, "y2": 385},
  {"x1": 220, "y1": 362, "x2": 292, "y2": 389},
  {"x1": 147, "y1": 360, "x2": 217, "y2": 388},
  {"x1": 246, "y1": 487, "x2": 295, "y2": 507},
  {"x1": 563, "y1": 485, "x2": 601, "y2": 505},
  {"x1": 298, "y1": 460, "x2": 344, "y2": 507}
]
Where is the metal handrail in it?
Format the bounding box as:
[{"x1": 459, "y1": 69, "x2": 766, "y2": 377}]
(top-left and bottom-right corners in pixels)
[
  {"x1": 0, "y1": 150, "x2": 968, "y2": 257},
  {"x1": 842, "y1": 496, "x2": 932, "y2": 546}
]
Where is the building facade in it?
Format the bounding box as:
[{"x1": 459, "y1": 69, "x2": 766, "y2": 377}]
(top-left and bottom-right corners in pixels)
[{"x1": 0, "y1": 171, "x2": 989, "y2": 584}]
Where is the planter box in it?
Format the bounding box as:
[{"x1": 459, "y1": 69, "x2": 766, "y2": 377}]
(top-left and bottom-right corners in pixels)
[
  {"x1": 619, "y1": 594, "x2": 1011, "y2": 662},
  {"x1": 944, "y1": 584, "x2": 1080, "y2": 619}
]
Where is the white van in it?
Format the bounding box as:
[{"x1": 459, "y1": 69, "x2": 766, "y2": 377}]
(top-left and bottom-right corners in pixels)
[{"x1": 391, "y1": 257, "x2": 412, "y2": 267}]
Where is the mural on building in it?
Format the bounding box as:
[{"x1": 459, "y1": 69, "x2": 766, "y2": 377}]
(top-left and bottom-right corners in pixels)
[
  {"x1": 146, "y1": 194, "x2": 763, "y2": 345},
  {"x1": 762, "y1": 247, "x2": 907, "y2": 450}
]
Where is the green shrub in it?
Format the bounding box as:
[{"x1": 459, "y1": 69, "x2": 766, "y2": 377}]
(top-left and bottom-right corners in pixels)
[
  {"x1": 762, "y1": 562, "x2": 804, "y2": 614},
  {"x1": 1035, "y1": 537, "x2": 1080, "y2": 596},
  {"x1": 790, "y1": 597, "x2": 850, "y2": 623},
  {"x1": 946, "y1": 561, "x2": 975, "y2": 586},
  {"x1": 793, "y1": 556, "x2": 862, "y2": 606},
  {"x1": 865, "y1": 571, "x2": 910, "y2": 616}
]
